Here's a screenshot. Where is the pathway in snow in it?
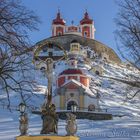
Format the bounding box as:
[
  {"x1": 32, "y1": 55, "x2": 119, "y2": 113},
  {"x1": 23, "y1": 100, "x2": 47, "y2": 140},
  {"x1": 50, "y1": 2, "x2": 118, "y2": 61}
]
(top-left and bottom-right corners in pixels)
[{"x1": 0, "y1": 110, "x2": 140, "y2": 140}]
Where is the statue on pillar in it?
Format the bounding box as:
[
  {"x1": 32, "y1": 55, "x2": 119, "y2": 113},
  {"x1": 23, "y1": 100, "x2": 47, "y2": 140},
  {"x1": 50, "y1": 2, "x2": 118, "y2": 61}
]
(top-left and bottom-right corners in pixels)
[
  {"x1": 19, "y1": 113, "x2": 28, "y2": 136},
  {"x1": 40, "y1": 103, "x2": 58, "y2": 134},
  {"x1": 65, "y1": 113, "x2": 77, "y2": 136}
]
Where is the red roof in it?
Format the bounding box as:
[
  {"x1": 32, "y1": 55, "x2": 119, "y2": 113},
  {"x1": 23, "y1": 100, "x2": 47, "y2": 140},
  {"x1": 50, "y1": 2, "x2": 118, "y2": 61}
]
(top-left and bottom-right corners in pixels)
[
  {"x1": 59, "y1": 69, "x2": 83, "y2": 75},
  {"x1": 52, "y1": 11, "x2": 65, "y2": 25},
  {"x1": 80, "y1": 11, "x2": 93, "y2": 25}
]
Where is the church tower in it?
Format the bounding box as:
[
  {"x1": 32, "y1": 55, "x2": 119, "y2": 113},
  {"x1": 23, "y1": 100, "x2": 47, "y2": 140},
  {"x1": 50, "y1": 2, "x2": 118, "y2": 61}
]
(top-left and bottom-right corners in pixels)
[
  {"x1": 51, "y1": 10, "x2": 95, "y2": 39},
  {"x1": 80, "y1": 11, "x2": 96, "y2": 39},
  {"x1": 52, "y1": 10, "x2": 66, "y2": 36}
]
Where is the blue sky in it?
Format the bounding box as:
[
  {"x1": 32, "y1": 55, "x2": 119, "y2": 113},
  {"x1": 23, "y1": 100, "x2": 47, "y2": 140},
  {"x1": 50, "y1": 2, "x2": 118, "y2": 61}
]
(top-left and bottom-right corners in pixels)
[{"x1": 22, "y1": 0, "x2": 120, "y2": 57}]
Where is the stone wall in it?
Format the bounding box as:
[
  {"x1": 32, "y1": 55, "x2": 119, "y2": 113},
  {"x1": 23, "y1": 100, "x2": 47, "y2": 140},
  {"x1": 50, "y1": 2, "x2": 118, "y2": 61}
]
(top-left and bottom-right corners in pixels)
[
  {"x1": 35, "y1": 34, "x2": 121, "y2": 63},
  {"x1": 32, "y1": 110, "x2": 112, "y2": 120},
  {"x1": 58, "y1": 111, "x2": 112, "y2": 120}
]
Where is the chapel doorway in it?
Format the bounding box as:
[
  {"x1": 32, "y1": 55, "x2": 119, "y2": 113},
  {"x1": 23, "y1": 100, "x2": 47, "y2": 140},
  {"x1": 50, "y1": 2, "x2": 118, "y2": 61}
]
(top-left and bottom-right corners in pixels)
[{"x1": 67, "y1": 101, "x2": 78, "y2": 111}]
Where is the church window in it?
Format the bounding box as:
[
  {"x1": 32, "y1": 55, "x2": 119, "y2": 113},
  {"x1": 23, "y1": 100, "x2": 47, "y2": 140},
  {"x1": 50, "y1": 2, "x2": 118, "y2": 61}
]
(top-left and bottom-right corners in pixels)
[
  {"x1": 70, "y1": 93, "x2": 74, "y2": 97},
  {"x1": 42, "y1": 46, "x2": 48, "y2": 52},
  {"x1": 84, "y1": 32, "x2": 88, "y2": 37},
  {"x1": 95, "y1": 70, "x2": 100, "y2": 75},
  {"x1": 48, "y1": 51, "x2": 53, "y2": 57},
  {"x1": 73, "y1": 45, "x2": 79, "y2": 51}
]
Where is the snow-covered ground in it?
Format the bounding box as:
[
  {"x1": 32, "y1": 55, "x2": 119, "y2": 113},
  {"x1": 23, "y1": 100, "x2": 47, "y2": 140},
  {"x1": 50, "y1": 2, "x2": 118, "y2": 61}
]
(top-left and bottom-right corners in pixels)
[
  {"x1": 0, "y1": 110, "x2": 140, "y2": 140},
  {"x1": 0, "y1": 58, "x2": 140, "y2": 140}
]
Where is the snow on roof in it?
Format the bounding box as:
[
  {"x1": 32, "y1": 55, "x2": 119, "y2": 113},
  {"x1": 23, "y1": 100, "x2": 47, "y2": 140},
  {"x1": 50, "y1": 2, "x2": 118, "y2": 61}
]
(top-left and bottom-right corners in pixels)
[
  {"x1": 59, "y1": 68, "x2": 84, "y2": 75},
  {"x1": 59, "y1": 79, "x2": 97, "y2": 98}
]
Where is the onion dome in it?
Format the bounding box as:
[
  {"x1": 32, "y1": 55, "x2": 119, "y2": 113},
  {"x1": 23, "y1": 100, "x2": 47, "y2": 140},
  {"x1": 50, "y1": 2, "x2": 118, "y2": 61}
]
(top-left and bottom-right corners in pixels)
[
  {"x1": 59, "y1": 69, "x2": 83, "y2": 75},
  {"x1": 80, "y1": 11, "x2": 93, "y2": 25},
  {"x1": 52, "y1": 10, "x2": 66, "y2": 25}
]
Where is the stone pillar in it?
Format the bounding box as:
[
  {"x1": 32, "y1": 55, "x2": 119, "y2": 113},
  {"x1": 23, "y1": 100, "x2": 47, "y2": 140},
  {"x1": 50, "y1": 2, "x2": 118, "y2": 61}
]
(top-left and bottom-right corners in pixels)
[
  {"x1": 60, "y1": 88, "x2": 66, "y2": 110},
  {"x1": 60, "y1": 95, "x2": 65, "y2": 110},
  {"x1": 16, "y1": 136, "x2": 80, "y2": 140},
  {"x1": 78, "y1": 88, "x2": 84, "y2": 110},
  {"x1": 79, "y1": 95, "x2": 84, "y2": 110}
]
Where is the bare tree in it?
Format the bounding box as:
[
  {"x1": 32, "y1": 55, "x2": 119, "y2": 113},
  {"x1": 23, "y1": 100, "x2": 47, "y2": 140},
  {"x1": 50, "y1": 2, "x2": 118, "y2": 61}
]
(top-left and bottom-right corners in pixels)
[
  {"x1": 115, "y1": 0, "x2": 140, "y2": 99},
  {"x1": 115, "y1": 0, "x2": 140, "y2": 69},
  {"x1": 0, "y1": 0, "x2": 40, "y2": 107}
]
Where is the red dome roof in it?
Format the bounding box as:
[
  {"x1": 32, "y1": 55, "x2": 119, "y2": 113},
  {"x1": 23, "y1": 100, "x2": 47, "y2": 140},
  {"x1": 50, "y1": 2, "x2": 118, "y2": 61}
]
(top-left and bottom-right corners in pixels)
[
  {"x1": 52, "y1": 11, "x2": 65, "y2": 25},
  {"x1": 80, "y1": 11, "x2": 93, "y2": 25},
  {"x1": 59, "y1": 69, "x2": 83, "y2": 75}
]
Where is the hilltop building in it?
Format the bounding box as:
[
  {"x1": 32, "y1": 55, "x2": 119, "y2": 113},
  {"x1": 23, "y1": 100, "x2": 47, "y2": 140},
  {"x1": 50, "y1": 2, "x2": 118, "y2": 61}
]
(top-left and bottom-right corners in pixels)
[
  {"x1": 35, "y1": 9, "x2": 121, "y2": 65},
  {"x1": 52, "y1": 10, "x2": 95, "y2": 39}
]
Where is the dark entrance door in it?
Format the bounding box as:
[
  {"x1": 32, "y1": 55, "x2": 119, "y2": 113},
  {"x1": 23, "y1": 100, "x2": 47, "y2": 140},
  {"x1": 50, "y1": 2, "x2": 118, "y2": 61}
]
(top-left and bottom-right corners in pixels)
[{"x1": 67, "y1": 101, "x2": 77, "y2": 110}]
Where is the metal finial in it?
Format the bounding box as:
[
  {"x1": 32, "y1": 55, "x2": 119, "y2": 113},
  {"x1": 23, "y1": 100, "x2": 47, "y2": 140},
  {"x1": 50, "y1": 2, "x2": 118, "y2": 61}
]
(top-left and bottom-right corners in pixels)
[
  {"x1": 58, "y1": 7, "x2": 60, "y2": 13},
  {"x1": 71, "y1": 20, "x2": 74, "y2": 25}
]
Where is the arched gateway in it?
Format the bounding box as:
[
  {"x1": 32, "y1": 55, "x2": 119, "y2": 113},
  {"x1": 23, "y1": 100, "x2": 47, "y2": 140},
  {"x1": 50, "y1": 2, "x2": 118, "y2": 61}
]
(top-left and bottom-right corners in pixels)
[{"x1": 67, "y1": 101, "x2": 78, "y2": 111}]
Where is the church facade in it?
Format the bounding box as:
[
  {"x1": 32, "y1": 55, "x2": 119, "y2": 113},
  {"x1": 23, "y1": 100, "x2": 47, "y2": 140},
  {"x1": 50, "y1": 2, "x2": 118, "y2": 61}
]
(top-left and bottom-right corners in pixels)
[
  {"x1": 53, "y1": 58, "x2": 99, "y2": 111},
  {"x1": 52, "y1": 10, "x2": 95, "y2": 39}
]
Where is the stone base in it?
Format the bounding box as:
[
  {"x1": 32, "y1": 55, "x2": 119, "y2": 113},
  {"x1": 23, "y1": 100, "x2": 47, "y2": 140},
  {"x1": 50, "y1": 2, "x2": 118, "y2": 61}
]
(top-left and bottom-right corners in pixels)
[
  {"x1": 16, "y1": 135, "x2": 79, "y2": 140},
  {"x1": 33, "y1": 111, "x2": 113, "y2": 120}
]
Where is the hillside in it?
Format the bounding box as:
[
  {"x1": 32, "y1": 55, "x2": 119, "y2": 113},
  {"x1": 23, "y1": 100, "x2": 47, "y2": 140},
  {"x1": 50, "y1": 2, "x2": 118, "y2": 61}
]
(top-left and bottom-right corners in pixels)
[
  {"x1": 35, "y1": 34, "x2": 121, "y2": 63},
  {"x1": 0, "y1": 57, "x2": 140, "y2": 140}
]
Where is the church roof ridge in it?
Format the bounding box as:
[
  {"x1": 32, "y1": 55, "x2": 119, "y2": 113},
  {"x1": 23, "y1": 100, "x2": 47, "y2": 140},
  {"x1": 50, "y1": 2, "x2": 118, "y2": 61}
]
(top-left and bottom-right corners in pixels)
[
  {"x1": 59, "y1": 68, "x2": 84, "y2": 75},
  {"x1": 59, "y1": 79, "x2": 96, "y2": 98}
]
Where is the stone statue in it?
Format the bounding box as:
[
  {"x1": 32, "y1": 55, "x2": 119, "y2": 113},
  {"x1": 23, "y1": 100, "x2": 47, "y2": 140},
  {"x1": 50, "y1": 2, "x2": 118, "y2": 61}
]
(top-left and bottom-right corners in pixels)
[
  {"x1": 19, "y1": 113, "x2": 28, "y2": 135},
  {"x1": 65, "y1": 113, "x2": 77, "y2": 136},
  {"x1": 40, "y1": 103, "x2": 58, "y2": 134}
]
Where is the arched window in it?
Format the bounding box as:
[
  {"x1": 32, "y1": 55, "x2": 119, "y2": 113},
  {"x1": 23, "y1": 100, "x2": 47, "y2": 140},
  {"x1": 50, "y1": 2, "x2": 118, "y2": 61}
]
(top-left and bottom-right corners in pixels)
[
  {"x1": 95, "y1": 70, "x2": 100, "y2": 75},
  {"x1": 42, "y1": 46, "x2": 48, "y2": 52},
  {"x1": 84, "y1": 32, "x2": 87, "y2": 37},
  {"x1": 71, "y1": 45, "x2": 79, "y2": 51},
  {"x1": 70, "y1": 93, "x2": 74, "y2": 97}
]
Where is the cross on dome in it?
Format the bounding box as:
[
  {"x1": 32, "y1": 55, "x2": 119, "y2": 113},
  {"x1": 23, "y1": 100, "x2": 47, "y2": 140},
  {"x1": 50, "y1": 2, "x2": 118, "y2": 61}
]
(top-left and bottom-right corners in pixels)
[
  {"x1": 80, "y1": 10, "x2": 93, "y2": 25},
  {"x1": 84, "y1": 9, "x2": 89, "y2": 19},
  {"x1": 52, "y1": 8, "x2": 66, "y2": 25}
]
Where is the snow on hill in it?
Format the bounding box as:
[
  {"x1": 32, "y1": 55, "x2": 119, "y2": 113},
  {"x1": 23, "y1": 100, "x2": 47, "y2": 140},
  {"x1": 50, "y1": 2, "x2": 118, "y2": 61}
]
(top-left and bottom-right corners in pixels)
[{"x1": 0, "y1": 59, "x2": 140, "y2": 140}]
